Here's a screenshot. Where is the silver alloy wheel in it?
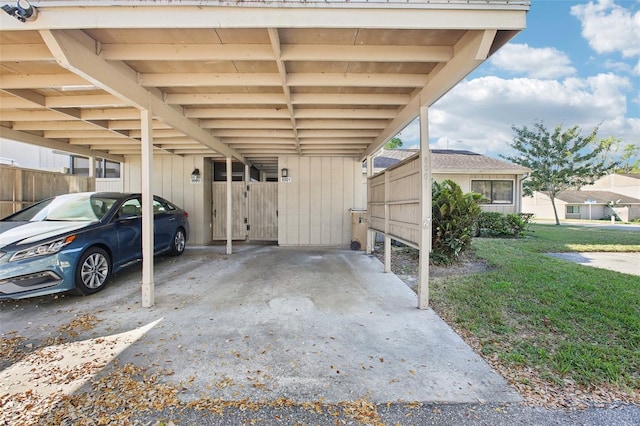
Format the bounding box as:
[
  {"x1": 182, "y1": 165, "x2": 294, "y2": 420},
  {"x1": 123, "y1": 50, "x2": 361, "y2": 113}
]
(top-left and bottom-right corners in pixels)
[
  {"x1": 174, "y1": 229, "x2": 186, "y2": 253},
  {"x1": 80, "y1": 252, "x2": 109, "y2": 289}
]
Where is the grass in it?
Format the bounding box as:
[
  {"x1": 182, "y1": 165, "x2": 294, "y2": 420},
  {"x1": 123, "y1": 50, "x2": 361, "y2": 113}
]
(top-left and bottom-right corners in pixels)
[{"x1": 430, "y1": 224, "x2": 640, "y2": 394}]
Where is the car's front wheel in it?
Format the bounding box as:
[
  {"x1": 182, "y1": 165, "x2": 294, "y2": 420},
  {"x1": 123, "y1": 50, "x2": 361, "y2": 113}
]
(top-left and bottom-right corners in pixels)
[
  {"x1": 169, "y1": 228, "x2": 186, "y2": 256},
  {"x1": 71, "y1": 247, "x2": 111, "y2": 295}
]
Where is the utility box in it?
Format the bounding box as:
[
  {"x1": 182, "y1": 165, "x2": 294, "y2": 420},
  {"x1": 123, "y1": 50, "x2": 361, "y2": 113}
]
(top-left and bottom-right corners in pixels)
[{"x1": 349, "y1": 209, "x2": 368, "y2": 251}]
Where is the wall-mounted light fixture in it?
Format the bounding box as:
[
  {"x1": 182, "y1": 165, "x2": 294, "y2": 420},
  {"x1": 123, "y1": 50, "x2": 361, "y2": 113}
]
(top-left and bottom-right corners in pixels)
[
  {"x1": 191, "y1": 168, "x2": 200, "y2": 178},
  {"x1": 281, "y1": 168, "x2": 288, "y2": 178},
  {"x1": 2, "y1": 0, "x2": 38, "y2": 22}
]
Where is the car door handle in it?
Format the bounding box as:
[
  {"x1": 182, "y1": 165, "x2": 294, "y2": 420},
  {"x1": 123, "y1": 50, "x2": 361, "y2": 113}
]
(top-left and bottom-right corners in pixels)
[{"x1": 169, "y1": 217, "x2": 175, "y2": 221}]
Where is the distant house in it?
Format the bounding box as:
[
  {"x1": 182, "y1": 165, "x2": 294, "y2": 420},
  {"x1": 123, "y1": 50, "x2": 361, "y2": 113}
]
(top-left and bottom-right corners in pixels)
[
  {"x1": 366, "y1": 149, "x2": 531, "y2": 214},
  {"x1": 523, "y1": 174, "x2": 640, "y2": 222},
  {"x1": 0, "y1": 139, "x2": 123, "y2": 192}
]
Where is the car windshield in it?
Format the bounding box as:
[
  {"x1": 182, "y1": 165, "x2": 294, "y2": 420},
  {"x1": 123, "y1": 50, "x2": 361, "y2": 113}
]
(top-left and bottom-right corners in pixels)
[{"x1": 4, "y1": 194, "x2": 118, "y2": 222}]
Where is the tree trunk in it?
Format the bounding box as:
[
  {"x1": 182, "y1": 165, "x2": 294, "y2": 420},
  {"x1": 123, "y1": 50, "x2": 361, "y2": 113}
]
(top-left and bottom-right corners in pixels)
[{"x1": 550, "y1": 196, "x2": 561, "y2": 225}]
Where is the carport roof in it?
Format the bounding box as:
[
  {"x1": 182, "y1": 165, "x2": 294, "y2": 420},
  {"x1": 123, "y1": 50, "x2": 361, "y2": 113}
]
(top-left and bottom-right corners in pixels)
[{"x1": 0, "y1": 1, "x2": 529, "y2": 175}]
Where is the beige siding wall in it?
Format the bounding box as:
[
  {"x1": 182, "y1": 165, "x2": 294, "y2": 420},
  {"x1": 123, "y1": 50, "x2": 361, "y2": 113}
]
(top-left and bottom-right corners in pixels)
[
  {"x1": 278, "y1": 156, "x2": 364, "y2": 246},
  {"x1": 95, "y1": 178, "x2": 124, "y2": 192},
  {"x1": 433, "y1": 173, "x2": 521, "y2": 214},
  {"x1": 122, "y1": 155, "x2": 212, "y2": 245}
]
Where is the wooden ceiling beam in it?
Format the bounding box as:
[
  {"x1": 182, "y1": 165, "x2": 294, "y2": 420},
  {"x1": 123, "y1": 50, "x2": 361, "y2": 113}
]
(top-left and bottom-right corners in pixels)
[{"x1": 40, "y1": 29, "x2": 246, "y2": 163}]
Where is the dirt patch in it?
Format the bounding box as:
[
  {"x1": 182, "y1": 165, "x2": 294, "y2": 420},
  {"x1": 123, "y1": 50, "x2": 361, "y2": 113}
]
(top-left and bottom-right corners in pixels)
[{"x1": 372, "y1": 243, "x2": 490, "y2": 291}]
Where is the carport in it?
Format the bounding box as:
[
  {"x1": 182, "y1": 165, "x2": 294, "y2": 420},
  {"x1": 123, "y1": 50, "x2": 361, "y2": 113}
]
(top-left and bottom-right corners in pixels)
[{"x1": 0, "y1": 1, "x2": 529, "y2": 308}]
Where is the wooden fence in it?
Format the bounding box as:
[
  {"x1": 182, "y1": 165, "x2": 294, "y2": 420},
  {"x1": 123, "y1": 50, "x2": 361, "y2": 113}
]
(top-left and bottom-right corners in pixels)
[
  {"x1": 0, "y1": 165, "x2": 94, "y2": 218},
  {"x1": 368, "y1": 153, "x2": 421, "y2": 248}
]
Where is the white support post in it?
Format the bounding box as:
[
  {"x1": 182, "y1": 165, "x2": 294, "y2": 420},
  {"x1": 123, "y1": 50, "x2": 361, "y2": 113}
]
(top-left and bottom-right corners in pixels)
[
  {"x1": 141, "y1": 108, "x2": 154, "y2": 308},
  {"x1": 384, "y1": 170, "x2": 391, "y2": 273},
  {"x1": 366, "y1": 154, "x2": 374, "y2": 254},
  {"x1": 418, "y1": 106, "x2": 431, "y2": 310},
  {"x1": 226, "y1": 157, "x2": 233, "y2": 255},
  {"x1": 88, "y1": 155, "x2": 95, "y2": 178}
]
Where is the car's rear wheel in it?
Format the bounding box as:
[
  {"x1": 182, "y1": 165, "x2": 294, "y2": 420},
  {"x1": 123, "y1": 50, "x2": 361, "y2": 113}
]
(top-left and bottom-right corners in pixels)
[
  {"x1": 169, "y1": 228, "x2": 186, "y2": 256},
  {"x1": 71, "y1": 247, "x2": 111, "y2": 295}
]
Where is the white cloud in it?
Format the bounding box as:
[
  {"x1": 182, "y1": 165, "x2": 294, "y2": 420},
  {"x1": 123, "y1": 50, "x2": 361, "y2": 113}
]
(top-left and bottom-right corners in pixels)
[
  {"x1": 399, "y1": 73, "x2": 637, "y2": 156},
  {"x1": 571, "y1": 0, "x2": 640, "y2": 74},
  {"x1": 490, "y1": 43, "x2": 577, "y2": 79}
]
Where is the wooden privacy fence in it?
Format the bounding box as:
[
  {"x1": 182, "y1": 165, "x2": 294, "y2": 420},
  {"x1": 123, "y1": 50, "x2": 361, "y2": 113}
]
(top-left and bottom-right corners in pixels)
[
  {"x1": 0, "y1": 165, "x2": 94, "y2": 218},
  {"x1": 368, "y1": 153, "x2": 421, "y2": 248}
]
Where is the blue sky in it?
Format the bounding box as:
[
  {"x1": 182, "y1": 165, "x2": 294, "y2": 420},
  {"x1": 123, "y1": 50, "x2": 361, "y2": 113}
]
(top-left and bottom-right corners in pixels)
[{"x1": 400, "y1": 0, "x2": 640, "y2": 160}]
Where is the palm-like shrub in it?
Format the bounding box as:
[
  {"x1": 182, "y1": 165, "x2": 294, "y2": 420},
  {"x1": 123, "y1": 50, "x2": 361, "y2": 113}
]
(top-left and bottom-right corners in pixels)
[{"x1": 431, "y1": 179, "x2": 484, "y2": 265}]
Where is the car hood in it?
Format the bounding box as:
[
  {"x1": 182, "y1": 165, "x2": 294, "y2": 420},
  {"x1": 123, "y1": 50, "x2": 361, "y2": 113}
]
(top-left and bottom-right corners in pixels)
[{"x1": 0, "y1": 221, "x2": 92, "y2": 248}]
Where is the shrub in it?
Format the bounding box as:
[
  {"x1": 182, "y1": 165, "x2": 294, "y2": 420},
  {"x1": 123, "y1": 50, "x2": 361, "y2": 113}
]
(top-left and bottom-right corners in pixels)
[
  {"x1": 475, "y1": 212, "x2": 530, "y2": 237},
  {"x1": 431, "y1": 179, "x2": 483, "y2": 265}
]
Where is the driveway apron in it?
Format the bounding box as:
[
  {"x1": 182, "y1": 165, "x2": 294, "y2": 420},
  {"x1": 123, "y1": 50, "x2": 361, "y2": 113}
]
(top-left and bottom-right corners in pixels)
[{"x1": 0, "y1": 245, "x2": 520, "y2": 406}]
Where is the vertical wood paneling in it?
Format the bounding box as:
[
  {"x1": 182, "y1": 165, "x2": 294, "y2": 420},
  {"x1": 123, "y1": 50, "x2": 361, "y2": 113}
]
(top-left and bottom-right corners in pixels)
[
  {"x1": 123, "y1": 155, "x2": 209, "y2": 245},
  {"x1": 308, "y1": 157, "x2": 322, "y2": 244},
  {"x1": 95, "y1": 178, "x2": 123, "y2": 192},
  {"x1": 248, "y1": 183, "x2": 278, "y2": 241},
  {"x1": 330, "y1": 158, "x2": 344, "y2": 245},
  {"x1": 287, "y1": 158, "x2": 300, "y2": 244},
  {"x1": 343, "y1": 160, "x2": 356, "y2": 246},
  {"x1": 0, "y1": 165, "x2": 93, "y2": 217},
  {"x1": 278, "y1": 156, "x2": 364, "y2": 246},
  {"x1": 211, "y1": 182, "x2": 245, "y2": 240},
  {"x1": 320, "y1": 157, "x2": 332, "y2": 245},
  {"x1": 299, "y1": 157, "x2": 311, "y2": 245}
]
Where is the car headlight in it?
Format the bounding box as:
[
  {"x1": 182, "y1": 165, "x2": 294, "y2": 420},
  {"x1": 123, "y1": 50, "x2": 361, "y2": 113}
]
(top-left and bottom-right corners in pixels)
[{"x1": 10, "y1": 235, "x2": 76, "y2": 262}]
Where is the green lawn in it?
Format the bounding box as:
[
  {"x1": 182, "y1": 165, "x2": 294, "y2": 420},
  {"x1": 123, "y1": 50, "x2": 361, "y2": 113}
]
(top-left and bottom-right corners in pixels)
[{"x1": 430, "y1": 224, "x2": 640, "y2": 397}]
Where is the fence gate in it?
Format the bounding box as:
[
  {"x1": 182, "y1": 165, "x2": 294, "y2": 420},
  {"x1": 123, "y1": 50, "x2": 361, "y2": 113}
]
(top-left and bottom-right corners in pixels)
[
  {"x1": 212, "y1": 183, "x2": 246, "y2": 240},
  {"x1": 212, "y1": 182, "x2": 278, "y2": 241},
  {"x1": 247, "y1": 182, "x2": 278, "y2": 241}
]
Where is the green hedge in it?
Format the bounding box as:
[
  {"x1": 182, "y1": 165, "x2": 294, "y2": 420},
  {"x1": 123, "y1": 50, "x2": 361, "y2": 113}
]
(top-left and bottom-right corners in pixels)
[{"x1": 474, "y1": 212, "x2": 532, "y2": 237}]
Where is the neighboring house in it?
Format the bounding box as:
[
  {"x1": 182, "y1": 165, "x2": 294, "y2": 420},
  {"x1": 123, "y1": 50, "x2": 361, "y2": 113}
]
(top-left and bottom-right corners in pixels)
[
  {"x1": 367, "y1": 149, "x2": 531, "y2": 214},
  {"x1": 523, "y1": 174, "x2": 640, "y2": 222},
  {"x1": 0, "y1": 139, "x2": 123, "y2": 192},
  {"x1": 584, "y1": 173, "x2": 640, "y2": 199}
]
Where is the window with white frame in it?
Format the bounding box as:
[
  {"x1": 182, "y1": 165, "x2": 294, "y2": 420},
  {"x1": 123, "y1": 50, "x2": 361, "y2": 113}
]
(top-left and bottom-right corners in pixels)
[
  {"x1": 471, "y1": 180, "x2": 514, "y2": 204},
  {"x1": 566, "y1": 205, "x2": 581, "y2": 214},
  {"x1": 71, "y1": 156, "x2": 121, "y2": 178}
]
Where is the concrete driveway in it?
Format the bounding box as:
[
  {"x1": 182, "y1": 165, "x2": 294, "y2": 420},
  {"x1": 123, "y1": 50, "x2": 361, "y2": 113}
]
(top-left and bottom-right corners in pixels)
[
  {"x1": 546, "y1": 252, "x2": 640, "y2": 276},
  {"x1": 1, "y1": 245, "x2": 519, "y2": 419}
]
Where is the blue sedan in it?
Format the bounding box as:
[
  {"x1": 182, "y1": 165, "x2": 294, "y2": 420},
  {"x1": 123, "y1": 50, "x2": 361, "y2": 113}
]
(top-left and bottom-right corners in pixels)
[{"x1": 0, "y1": 192, "x2": 189, "y2": 300}]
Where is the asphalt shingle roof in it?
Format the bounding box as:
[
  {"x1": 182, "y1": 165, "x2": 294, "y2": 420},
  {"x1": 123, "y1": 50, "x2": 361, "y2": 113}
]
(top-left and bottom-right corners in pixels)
[
  {"x1": 555, "y1": 190, "x2": 640, "y2": 204},
  {"x1": 370, "y1": 149, "x2": 530, "y2": 174}
]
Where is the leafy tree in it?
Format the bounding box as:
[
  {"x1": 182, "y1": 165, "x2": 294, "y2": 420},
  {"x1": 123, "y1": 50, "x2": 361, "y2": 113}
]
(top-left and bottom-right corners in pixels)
[
  {"x1": 619, "y1": 143, "x2": 640, "y2": 173},
  {"x1": 501, "y1": 121, "x2": 619, "y2": 225},
  {"x1": 384, "y1": 137, "x2": 403, "y2": 149}
]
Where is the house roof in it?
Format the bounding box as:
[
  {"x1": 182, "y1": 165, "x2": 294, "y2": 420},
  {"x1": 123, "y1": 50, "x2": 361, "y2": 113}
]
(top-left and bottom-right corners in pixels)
[
  {"x1": 370, "y1": 149, "x2": 530, "y2": 174},
  {"x1": 556, "y1": 190, "x2": 640, "y2": 205},
  {"x1": 0, "y1": 1, "x2": 529, "y2": 175},
  {"x1": 616, "y1": 173, "x2": 640, "y2": 180}
]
